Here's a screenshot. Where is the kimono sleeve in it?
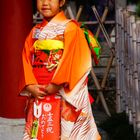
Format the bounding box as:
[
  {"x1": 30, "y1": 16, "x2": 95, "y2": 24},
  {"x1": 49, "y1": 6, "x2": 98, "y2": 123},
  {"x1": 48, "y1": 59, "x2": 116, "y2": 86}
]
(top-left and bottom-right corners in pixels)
[
  {"x1": 18, "y1": 31, "x2": 38, "y2": 94},
  {"x1": 51, "y1": 21, "x2": 92, "y2": 91}
]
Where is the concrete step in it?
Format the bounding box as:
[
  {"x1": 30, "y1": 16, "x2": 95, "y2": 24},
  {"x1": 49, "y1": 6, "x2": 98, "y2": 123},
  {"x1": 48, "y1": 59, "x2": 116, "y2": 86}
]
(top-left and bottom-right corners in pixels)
[{"x1": 0, "y1": 117, "x2": 25, "y2": 140}]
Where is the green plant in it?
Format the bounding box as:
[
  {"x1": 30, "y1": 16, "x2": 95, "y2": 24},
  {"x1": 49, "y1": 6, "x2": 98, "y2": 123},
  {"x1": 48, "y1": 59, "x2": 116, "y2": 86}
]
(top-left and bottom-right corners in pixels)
[{"x1": 136, "y1": 2, "x2": 140, "y2": 17}]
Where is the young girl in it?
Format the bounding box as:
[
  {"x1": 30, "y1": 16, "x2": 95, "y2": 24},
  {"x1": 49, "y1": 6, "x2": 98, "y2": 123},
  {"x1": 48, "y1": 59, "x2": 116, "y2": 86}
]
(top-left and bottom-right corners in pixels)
[{"x1": 19, "y1": 0, "x2": 101, "y2": 139}]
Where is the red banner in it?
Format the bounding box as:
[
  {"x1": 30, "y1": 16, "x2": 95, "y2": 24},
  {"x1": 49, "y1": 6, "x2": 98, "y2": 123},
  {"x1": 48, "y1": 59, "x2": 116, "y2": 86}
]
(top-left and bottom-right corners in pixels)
[{"x1": 25, "y1": 95, "x2": 61, "y2": 139}]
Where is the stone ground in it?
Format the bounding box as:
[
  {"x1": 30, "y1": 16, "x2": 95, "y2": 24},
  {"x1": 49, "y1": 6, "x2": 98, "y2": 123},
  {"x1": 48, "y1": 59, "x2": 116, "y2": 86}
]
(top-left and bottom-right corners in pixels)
[
  {"x1": 0, "y1": 117, "x2": 25, "y2": 140},
  {"x1": 0, "y1": 105, "x2": 110, "y2": 140}
]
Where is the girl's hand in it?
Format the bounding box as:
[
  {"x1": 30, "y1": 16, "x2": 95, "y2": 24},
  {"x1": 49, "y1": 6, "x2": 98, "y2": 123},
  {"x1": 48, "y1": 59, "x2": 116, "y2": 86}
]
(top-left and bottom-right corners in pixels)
[
  {"x1": 45, "y1": 83, "x2": 62, "y2": 94},
  {"x1": 25, "y1": 84, "x2": 46, "y2": 99}
]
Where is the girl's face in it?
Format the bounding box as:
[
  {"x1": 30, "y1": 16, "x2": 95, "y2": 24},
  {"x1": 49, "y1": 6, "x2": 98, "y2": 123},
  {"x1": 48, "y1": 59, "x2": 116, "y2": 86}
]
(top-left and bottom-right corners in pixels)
[{"x1": 37, "y1": 0, "x2": 65, "y2": 20}]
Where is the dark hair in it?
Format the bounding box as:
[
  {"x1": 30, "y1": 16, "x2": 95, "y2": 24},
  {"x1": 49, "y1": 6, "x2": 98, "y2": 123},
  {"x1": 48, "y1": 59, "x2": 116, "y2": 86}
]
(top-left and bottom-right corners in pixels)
[
  {"x1": 60, "y1": 0, "x2": 67, "y2": 10},
  {"x1": 32, "y1": 0, "x2": 37, "y2": 14}
]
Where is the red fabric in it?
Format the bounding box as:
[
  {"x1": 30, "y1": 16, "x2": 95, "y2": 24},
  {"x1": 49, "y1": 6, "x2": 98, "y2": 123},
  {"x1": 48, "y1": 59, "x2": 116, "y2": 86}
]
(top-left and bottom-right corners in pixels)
[
  {"x1": 25, "y1": 65, "x2": 61, "y2": 139},
  {"x1": 88, "y1": 93, "x2": 94, "y2": 104},
  {"x1": 33, "y1": 67, "x2": 55, "y2": 85}
]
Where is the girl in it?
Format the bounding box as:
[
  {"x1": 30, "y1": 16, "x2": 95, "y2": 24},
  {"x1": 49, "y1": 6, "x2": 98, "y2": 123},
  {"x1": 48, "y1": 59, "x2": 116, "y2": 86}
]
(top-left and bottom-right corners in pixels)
[{"x1": 19, "y1": 0, "x2": 101, "y2": 139}]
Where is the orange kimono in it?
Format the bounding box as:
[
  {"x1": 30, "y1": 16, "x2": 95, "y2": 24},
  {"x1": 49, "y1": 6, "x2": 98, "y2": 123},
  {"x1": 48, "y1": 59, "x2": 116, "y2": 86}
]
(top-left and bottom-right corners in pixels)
[{"x1": 20, "y1": 11, "x2": 101, "y2": 140}]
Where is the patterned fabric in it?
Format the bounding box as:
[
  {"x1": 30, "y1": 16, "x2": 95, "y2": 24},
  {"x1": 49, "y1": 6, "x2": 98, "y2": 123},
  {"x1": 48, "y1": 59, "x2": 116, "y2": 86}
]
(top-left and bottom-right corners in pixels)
[
  {"x1": 22, "y1": 73, "x2": 101, "y2": 140},
  {"x1": 38, "y1": 20, "x2": 70, "y2": 40},
  {"x1": 31, "y1": 19, "x2": 70, "y2": 72},
  {"x1": 21, "y1": 11, "x2": 101, "y2": 140},
  {"x1": 60, "y1": 72, "x2": 101, "y2": 140}
]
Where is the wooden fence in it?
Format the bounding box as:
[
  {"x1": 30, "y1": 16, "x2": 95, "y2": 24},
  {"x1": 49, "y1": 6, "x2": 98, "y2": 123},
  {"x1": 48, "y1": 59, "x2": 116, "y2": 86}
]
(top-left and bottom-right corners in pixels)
[{"x1": 116, "y1": 8, "x2": 140, "y2": 139}]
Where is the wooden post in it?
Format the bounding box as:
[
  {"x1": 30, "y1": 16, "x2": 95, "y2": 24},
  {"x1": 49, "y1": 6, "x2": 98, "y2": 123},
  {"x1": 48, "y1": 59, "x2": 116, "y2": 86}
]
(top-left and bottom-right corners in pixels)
[
  {"x1": 115, "y1": 0, "x2": 127, "y2": 9},
  {"x1": 115, "y1": 8, "x2": 121, "y2": 113},
  {"x1": 0, "y1": 0, "x2": 33, "y2": 118},
  {"x1": 136, "y1": 20, "x2": 140, "y2": 139}
]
